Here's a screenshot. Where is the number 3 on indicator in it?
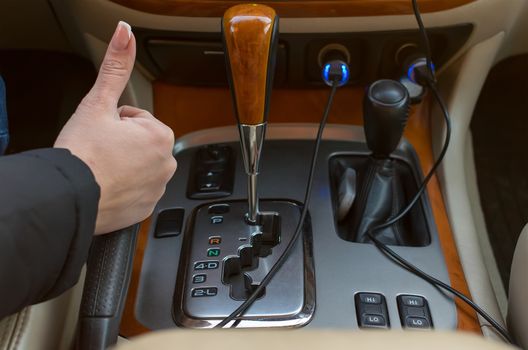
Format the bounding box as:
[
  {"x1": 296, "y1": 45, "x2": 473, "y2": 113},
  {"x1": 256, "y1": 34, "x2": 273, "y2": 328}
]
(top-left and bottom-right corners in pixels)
[{"x1": 193, "y1": 274, "x2": 206, "y2": 284}]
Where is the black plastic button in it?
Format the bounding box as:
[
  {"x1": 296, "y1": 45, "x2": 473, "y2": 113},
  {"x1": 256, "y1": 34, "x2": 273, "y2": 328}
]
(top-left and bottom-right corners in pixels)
[
  {"x1": 401, "y1": 295, "x2": 424, "y2": 307},
  {"x1": 355, "y1": 293, "x2": 389, "y2": 329},
  {"x1": 405, "y1": 317, "x2": 431, "y2": 329},
  {"x1": 199, "y1": 171, "x2": 223, "y2": 184},
  {"x1": 359, "y1": 293, "x2": 382, "y2": 305},
  {"x1": 187, "y1": 145, "x2": 235, "y2": 199},
  {"x1": 362, "y1": 314, "x2": 387, "y2": 327},
  {"x1": 203, "y1": 170, "x2": 219, "y2": 178},
  {"x1": 199, "y1": 145, "x2": 228, "y2": 163},
  {"x1": 208, "y1": 204, "x2": 230, "y2": 214},
  {"x1": 199, "y1": 182, "x2": 220, "y2": 192},
  {"x1": 198, "y1": 171, "x2": 222, "y2": 191},
  {"x1": 397, "y1": 295, "x2": 433, "y2": 329},
  {"x1": 154, "y1": 208, "x2": 184, "y2": 238}
]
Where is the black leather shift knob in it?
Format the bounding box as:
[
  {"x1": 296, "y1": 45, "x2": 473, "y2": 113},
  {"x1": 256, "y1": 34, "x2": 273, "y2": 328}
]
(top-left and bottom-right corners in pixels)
[{"x1": 363, "y1": 80, "x2": 410, "y2": 158}]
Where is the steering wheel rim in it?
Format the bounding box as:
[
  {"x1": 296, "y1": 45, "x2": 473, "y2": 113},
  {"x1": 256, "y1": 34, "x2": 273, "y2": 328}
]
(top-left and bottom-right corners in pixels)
[{"x1": 76, "y1": 224, "x2": 140, "y2": 350}]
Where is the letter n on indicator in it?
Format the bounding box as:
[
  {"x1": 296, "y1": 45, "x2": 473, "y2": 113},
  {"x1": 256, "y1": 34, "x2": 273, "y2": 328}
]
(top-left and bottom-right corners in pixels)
[{"x1": 207, "y1": 248, "x2": 221, "y2": 257}]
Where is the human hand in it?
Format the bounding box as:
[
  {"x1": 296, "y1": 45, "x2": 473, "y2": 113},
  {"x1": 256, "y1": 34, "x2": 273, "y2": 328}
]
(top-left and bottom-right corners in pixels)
[{"x1": 55, "y1": 21, "x2": 177, "y2": 234}]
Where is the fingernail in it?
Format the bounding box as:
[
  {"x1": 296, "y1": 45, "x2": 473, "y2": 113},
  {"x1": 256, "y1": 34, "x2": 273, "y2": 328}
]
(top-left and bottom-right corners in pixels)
[{"x1": 111, "y1": 21, "x2": 132, "y2": 51}]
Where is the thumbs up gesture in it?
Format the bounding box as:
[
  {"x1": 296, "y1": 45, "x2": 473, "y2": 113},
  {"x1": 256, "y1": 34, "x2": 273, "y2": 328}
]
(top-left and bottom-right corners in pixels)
[{"x1": 55, "y1": 22, "x2": 177, "y2": 234}]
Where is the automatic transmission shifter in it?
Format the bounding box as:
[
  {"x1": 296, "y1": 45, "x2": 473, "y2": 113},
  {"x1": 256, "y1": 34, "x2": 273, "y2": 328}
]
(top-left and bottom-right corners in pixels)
[
  {"x1": 348, "y1": 80, "x2": 412, "y2": 245},
  {"x1": 173, "y1": 6, "x2": 314, "y2": 327},
  {"x1": 223, "y1": 4, "x2": 278, "y2": 224}
]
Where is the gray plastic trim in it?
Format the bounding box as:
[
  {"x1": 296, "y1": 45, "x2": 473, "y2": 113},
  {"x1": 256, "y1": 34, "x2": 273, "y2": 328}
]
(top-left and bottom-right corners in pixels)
[{"x1": 136, "y1": 124, "x2": 456, "y2": 331}]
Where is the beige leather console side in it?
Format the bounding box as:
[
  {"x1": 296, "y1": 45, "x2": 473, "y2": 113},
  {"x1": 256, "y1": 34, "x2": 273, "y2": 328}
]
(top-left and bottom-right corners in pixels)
[
  {"x1": 115, "y1": 330, "x2": 516, "y2": 350},
  {"x1": 0, "y1": 268, "x2": 85, "y2": 350},
  {"x1": 434, "y1": 32, "x2": 507, "y2": 339},
  {"x1": 0, "y1": 309, "x2": 29, "y2": 350},
  {"x1": 508, "y1": 225, "x2": 528, "y2": 348}
]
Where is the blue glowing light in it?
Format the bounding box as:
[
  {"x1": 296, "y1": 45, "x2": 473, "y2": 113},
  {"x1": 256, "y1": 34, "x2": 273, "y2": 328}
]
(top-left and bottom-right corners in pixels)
[
  {"x1": 323, "y1": 63, "x2": 331, "y2": 82},
  {"x1": 407, "y1": 64, "x2": 417, "y2": 82},
  {"x1": 407, "y1": 60, "x2": 436, "y2": 84},
  {"x1": 340, "y1": 64, "x2": 350, "y2": 84},
  {"x1": 322, "y1": 61, "x2": 350, "y2": 87}
]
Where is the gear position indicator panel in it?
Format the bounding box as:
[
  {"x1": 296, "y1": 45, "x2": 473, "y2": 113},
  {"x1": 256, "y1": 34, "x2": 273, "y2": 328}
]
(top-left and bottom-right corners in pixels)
[{"x1": 173, "y1": 200, "x2": 315, "y2": 328}]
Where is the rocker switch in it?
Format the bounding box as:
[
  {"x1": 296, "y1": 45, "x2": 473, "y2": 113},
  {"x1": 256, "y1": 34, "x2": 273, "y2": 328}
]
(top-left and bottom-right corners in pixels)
[
  {"x1": 397, "y1": 295, "x2": 433, "y2": 329},
  {"x1": 355, "y1": 293, "x2": 389, "y2": 329}
]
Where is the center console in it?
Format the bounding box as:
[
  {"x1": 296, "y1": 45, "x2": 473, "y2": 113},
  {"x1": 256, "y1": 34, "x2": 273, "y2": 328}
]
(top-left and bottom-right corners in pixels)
[
  {"x1": 132, "y1": 3, "x2": 457, "y2": 333},
  {"x1": 136, "y1": 124, "x2": 455, "y2": 330}
]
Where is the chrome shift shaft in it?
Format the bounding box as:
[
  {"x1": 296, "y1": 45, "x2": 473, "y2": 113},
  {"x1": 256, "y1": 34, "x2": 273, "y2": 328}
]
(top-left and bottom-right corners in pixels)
[{"x1": 239, "y1": 123, "x2": 266, "y2": 223}]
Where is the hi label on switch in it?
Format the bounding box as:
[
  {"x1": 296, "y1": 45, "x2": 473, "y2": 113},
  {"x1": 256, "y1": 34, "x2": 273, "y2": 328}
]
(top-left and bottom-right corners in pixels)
[
  {"x1": 401, "y1": 295, "x2": 424, "y2": 307},
  {"x1": 360, "y1": 293, "x2": 382, "y2": 304}
]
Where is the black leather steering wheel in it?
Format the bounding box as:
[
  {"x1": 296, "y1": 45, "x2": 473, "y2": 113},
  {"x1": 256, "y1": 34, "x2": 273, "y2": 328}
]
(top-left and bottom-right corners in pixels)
[{"x1": 75, "y1": 224, "x2": 140, "y2": 350}]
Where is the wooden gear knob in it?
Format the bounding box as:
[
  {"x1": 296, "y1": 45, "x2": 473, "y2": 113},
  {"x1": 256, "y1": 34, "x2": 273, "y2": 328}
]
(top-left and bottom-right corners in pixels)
[{"x1": 222, "y1": 4, "x2": 279, "y2": 125}]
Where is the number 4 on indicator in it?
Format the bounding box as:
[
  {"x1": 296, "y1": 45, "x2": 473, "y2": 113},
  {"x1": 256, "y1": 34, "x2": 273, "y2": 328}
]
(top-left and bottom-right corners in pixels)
[{"x1": 194, "y1": 261, "x2": 219, "y2": 270}]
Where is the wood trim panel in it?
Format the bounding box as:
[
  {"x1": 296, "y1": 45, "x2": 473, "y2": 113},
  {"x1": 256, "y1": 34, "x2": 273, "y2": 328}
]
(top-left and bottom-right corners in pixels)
[
  {"x1": 121, "y1": 217, "x2": 151, "y2": 336},
  {"x1": 119, "y1": 82, "x2": 480, "y2": 337},
  {"x1": 109, "y1": 0, "x2": 476, "y2": 18}
]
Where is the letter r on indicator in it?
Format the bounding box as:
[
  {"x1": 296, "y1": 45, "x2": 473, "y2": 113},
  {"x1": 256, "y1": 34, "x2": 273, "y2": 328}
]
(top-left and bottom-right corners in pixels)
[{"x1": 208, "y1": 236, "x2": 222, "y2": 245}]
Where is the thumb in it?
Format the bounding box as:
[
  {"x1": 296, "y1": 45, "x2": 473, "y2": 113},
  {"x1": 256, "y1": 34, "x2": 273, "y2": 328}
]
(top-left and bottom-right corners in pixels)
[{"x1": 85, "y1": 21, "x2": 136, "y2": 111}]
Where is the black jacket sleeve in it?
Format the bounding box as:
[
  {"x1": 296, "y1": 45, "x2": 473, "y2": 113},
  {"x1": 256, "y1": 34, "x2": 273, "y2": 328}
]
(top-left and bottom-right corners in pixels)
[{"x1": 0, "y1": 148, "x2": 100, "y2": 319}]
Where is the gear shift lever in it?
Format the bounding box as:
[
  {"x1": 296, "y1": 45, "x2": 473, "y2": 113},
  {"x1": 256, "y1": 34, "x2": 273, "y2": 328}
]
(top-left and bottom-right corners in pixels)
[
  {"x1": 347, "y1": 79, "x2": 412, "y2": 245},
  {"x1": 223, "y1": 4, "x2": 279, "y2": 223},
  {"x1": 363, "y1": 80, "x2": 411, "y2": 158}
]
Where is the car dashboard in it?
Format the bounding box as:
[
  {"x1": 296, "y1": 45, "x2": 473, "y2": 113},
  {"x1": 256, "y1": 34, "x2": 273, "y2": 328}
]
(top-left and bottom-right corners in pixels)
[{"x1": 3, "y1": 0, "x2": 528, "y2": 349}]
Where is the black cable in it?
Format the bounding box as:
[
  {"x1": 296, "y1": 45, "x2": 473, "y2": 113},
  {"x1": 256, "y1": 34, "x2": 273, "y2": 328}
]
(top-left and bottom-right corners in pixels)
[
  {"x1": 215, "y1": 81, "x2": 340, "y2": 328},
  {"x1": 367, "y1": 84, "x2": 450, "y2": 234},
  {"x1": 411, "y1": 0, "x2": 435, "y2": 83},
  {"x1": 216, "y1": 1, "x2": 511, "y2": 340},
  {"x1": 369, "y1": 224, "x2": 514, "y2": 343},
  {"x1": 366, "y1": 83, "x2": 512, "y2": 343},
  {"x1": 364, "y1": 0, "x2": 513, "y2": 343}
]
